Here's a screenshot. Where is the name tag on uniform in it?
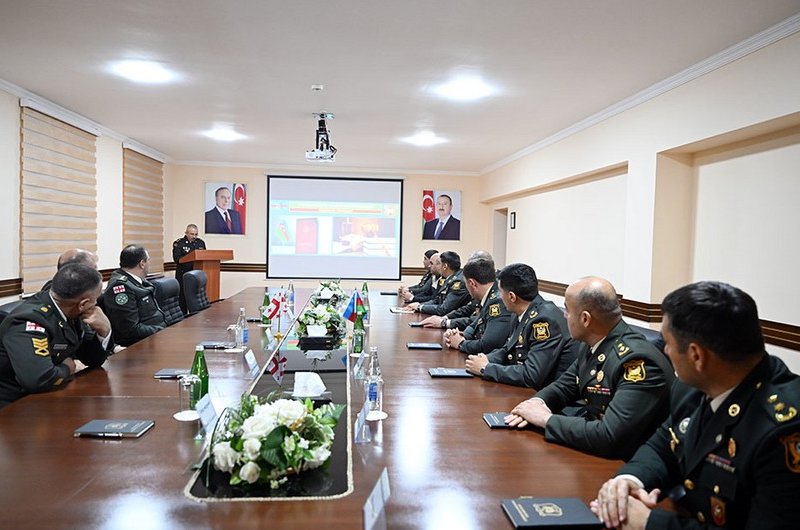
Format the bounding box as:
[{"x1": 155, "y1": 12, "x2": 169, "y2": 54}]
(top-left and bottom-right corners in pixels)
[{"x1": 53, "y1": 343, "x2": 68, "y2": 351}]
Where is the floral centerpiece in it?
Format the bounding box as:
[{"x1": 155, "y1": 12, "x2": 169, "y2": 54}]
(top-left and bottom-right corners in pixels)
[
  {"x1": 211, "y1": 395, "x2": 345, "y2": 489},
  {"x1": 309, "y1": 279, "x2": 347, "y2": 307},
  {"x1": 295, "y1": 303, "x2": 347, "y2": 347}
]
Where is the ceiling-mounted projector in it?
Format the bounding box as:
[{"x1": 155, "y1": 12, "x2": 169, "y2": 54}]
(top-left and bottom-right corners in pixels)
[{"x1": 305, "y1": 112, "x2": 337, "y2": 162}]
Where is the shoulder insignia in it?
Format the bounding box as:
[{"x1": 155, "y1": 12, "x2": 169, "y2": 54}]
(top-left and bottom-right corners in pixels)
[
  {"x1": 438, "y1": 278, "x2": 445, "y2": 287},
  {"x1": 781, "y1": 433, "x2": 800, "y2": 473},
  {"x1": 452, "y1": 281, "x2": 462, "y2": 290},
  {"x1": 173, "y1": 241, "x2": 179, "y2": 247},
  {"x1": 623, "y1": 359, "x2": 646, "y2": 382},
  {"x1": 776, "y1": 406, "x2": 798, "y2": 423},
  {"x1": 119, "y1": 275, "x2": 128, "y2": 282},
  {"x1": 532, "y1": 322, "x2": 551, "y2": 341},
  {"x1": 112, "y1": 285, "x2": 126, "y2": 294},
  {"x1": 25, "y1": 321, "x2": 46, "y2": 334},
  {"x1": 526, "y1": 310, "x2": 538, "y2": 321},
  {"x1": 39, "y1": 306, "x2": 49, "y2": 313},
  {"x1": 616, "y1": 341, "x2": 631, "y2": 357},
  {"x1": 115, "y1": 293, "x2": 129, "y2": 305},
  {"x1": 488, "y1": 304, "x2": 501, "y2": 317},
  {"x1": 32, "y1": 337, "x2": 49, "y2": 356}
]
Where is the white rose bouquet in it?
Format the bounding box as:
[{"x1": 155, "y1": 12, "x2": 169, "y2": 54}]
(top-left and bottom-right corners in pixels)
[
  {"x1": 211, "y1": 394, "x2": 345, "y2": 489},
  {"x1": 295, "y1": 303, "x2": 346, "y2": 344},
  {"x1": 310, "y1": 279, "x2": 347, "y2": 307}
]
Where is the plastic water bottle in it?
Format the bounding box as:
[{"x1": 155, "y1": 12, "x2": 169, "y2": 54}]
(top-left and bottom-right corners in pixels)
[
  {"x1": 365, "y1": 347, "x2": 384, "y2": 418},
  {"x1": 287, "y1": 280, "x2": 295, "y2": 311},
  {"x1": 236, "y1": 307, "x2": 248, "y2": 347}
]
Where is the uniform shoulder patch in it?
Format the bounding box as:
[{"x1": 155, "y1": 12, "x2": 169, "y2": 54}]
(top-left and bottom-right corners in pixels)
[
  {"x1": 32, "y1": 337, "x2": 49, "y2": 356},
  {"x1": 112, "y1": 285, "x2": 126, "y2": 294},
  {"x1": 115, "y1": 293, "x2": 129, "y2": 305},
  {"x1": 623, "y1": 359, "x2": 646, "y2": 382},
  {"x1": 452, "y1": 281, "x2": 462, "y2": 290},
  {"x1": 173, "y1": 240, "x2": 180, "y2": 247},
  {"x1": 488, "y1": 304, "x2": 501, "y2": 317},
  {"x1": 532, "y1": 321, "x2": 551, "y2": 341},
  {"x1": 616, "y1": 340, "x2": 632, "y2": 357},
  {"x1": 781, "y1": 433, "x2": 800, "y2": 473},
  {"x1": 25, "y1": 321, "x2": 46, "y2": 334},
  {"x1": 37, "y1": 306, "x2": 49, "y2": 313}
]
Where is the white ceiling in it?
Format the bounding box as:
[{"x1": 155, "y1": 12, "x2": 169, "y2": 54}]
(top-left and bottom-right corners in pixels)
[{"x1": 1, "y1": 1, "x2": 798, "y2": 174}]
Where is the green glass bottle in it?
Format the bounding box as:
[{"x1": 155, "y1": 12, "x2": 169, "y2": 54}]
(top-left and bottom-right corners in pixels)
[
  {"x1": 261, "y1": 288, "x2": 271, "y2": 325},
  {"x1": 353, "y1": 314, "x2": 365, "y2": 354},
  {"x1": 190, "y1": 344, "x2": 209, "y2": 408}
]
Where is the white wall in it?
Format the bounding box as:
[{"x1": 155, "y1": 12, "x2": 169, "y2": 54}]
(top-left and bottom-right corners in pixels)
[
  {"x1": 505, "y1": 172, "x2": 628, "y2": 288},
  {"x1": 693, "y1": 134, "x2": 800, "y2": 323}
]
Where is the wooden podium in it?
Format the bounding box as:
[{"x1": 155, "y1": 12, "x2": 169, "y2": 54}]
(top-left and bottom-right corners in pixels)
[{"x1": 179, "y1": 249, "x2": 233, "y2": 302}]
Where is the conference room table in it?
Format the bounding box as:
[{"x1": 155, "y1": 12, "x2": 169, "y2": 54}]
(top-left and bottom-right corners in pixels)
[{"x1": 0, "y1": 287, "x2": 622, "y2": 529}]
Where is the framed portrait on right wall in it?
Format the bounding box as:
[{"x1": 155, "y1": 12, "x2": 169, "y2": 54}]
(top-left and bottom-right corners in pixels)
[{"x1": 422, "y1": 189, "x2": 461, "y2": 240}]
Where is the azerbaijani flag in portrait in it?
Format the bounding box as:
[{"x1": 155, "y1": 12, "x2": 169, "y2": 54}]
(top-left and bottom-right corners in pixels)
[{"x1": 234, "y1": 183, "x2": 247, "y2": 233}]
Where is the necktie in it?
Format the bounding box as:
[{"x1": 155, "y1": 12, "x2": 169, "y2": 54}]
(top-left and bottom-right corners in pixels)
[
  {"x1": 224, "y1": 211, "x2": 232, "y2": 232},
  {"x1": 434, "y1": 221, "x2": 444, "y2": 239}
]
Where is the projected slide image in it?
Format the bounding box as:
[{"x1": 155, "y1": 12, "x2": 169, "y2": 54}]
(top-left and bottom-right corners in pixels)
[{"x1": 332, "y1": 217, "x2": 396, "y2": 256}]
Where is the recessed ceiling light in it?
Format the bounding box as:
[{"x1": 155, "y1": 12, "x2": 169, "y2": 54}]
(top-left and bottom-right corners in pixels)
[
  {"x1": 401, "y1": 131, "x2": 448, "y2": 147},
  {"x1": 431, "y1": 75, "x2": 496, "y2": 102},
  {"x1": 201, "y1": 126, "x2": 247, "y2": 142},
  {"x1": 109, "y1": 60, "x2": 179, "y2": 84}
]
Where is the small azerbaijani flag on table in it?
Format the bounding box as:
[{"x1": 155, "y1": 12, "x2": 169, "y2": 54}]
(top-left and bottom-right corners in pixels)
[{"x1": 342, "y1": 290, "x2": 365, "y2": 322}]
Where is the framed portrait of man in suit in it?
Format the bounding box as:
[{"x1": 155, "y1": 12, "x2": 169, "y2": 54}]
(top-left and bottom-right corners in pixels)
[
  {"x1": 422, "y1": 189, "x2": 461, "y2": 241},
  {"x1": 204, "y1": 182, "x2": 247, "y2": 235}
]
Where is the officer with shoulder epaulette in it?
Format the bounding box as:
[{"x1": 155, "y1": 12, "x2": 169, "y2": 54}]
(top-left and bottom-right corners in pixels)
[
  {"x1": 593, "y1": 281, "x2": 800, "y2": 530},
  {"x1": 407, "y1": 251, "x2": 471, "y2": 316},
  {"x1": 505, "y1": 276, "x2": 674, "y2": 460},
  {"x1": 172, "y1": 224, "x2": 206, "y2": 314},
  {"x1": 444, "y1": 258, "x2": 514, "y2": 355},
  {"x1": 399, "y1": 249, "x2": 438, "y2": 301},
  {"x1": 103, "y1": 245, "x2": 166, "y2": 346},
  {"x1": 0, "y1": 263, "x2": 113, "y2": 408},
  {"x1": 402, "y1": 252, "x2": 443, "y2": 304},
  {"x1": 465, "y1": 263, "x2": 577, "y2": 389}
]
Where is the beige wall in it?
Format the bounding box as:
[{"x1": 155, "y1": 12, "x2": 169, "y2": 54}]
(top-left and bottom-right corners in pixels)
[
  {"x1": 96, "y1": 136, "x2": 123, "y2": 270},
  {"x1": 164, "y1": 165, "x2": 490, "y2": 298},
  {"x1": 0, "y1": 90, "x2": 20, "y2": 280}
]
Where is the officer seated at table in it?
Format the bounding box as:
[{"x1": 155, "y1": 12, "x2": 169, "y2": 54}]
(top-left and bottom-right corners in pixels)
[
  {"x1": 103, "y1": 244, "x2": 166, "y2": 346},
  {"x1": 505, "y1": 276, "x2": 674, "y2": 460},
  {"x1": 0, "y1": 263, "x2": 113, "y2": 408},
  {"x1": 592, "y1": 281, "x2": 800, "y2": 529}
]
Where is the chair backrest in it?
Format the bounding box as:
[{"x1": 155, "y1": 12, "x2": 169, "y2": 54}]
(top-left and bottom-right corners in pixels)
[
  {"x1": 0, "y1": 300, "x2": 24, "y2": 326},
  {"x1": 183, "y1": 270, "x2": 210, "y2": 315},
  {"x1": 629, "y1": 323, "x2": 667, "y2": 353},
  {"x1": 150, "y1": 277, "x2": 184, "y2": 326}
]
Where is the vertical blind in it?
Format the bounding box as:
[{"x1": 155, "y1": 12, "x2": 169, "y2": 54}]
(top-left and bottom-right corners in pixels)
[
  {"x1": 20, "y1": 107, "x2": 97, "y2": 294},
  {"x1": 122, "y1": 149, "x2": 164, "y2": 273}
]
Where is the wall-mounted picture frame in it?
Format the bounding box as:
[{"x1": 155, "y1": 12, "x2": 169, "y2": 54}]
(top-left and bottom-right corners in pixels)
[
  {"x1": 204, "y1": 182, "x2": 247, "y2": 235},
  {"x1": 421, "y1": 189, "x2": 461, "y2": 240}
]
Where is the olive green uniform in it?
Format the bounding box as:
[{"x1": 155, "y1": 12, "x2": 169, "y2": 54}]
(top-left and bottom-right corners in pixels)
[
  {"x1": 483, "y1": 294, "x2": 577, "y2": 389},
  {"x1": 418, "y1": 270, "x2": 471, "y2": 316},
  {"x1": 457, "y1": 282, "x2": 515, "y2": 354},
  {"x1": 618, "y1": 355, "x2": 800, "y2": 529},
  {"x1": 537, "y1": 320, "x2": 675, "y2": 460},
  {"x1": 172, "y1": 235, "x2": 206, "y2": 312},
  {"x1": 0, "y1": 291, "x2": 112, "y2": 408},
  {"x1": 103, "y1": 269, "x2": 166, "y2": 346}
]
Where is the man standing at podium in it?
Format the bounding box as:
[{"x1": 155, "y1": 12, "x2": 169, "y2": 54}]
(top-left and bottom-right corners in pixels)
[{"x1": 172, "y1": 224, "x2": 206, "y2": 314}]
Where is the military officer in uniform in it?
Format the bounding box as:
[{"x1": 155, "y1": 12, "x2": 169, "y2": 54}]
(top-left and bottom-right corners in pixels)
[
  {"x1": 0, "y1": 263, "x2": 112, "y2": 408},
  {"x1": 593, "y1": 281, "x2": 800, "y2": 529},
  {"x1": 40, "y1": 248, "x2": 99, "y2": 292},
  {"x1": 465, "y1": 263, "x2": 577, "y2": 389},
  {"x1": 402, "y1": 252, "x2": 442, "y2": 304},
  {"x1": 103, "y1": 245, "x2": 166, "y2": 346},
  {"x1": 444, "y1": 258, "x2": 514, "y2": 354},
  {"x1": 505, "y1": 276, "x2": 674, "y2": 460},
  {"x1": 172, "y1": 224, "x2": 206, "y2": 314},
  {"x1": 407, "y1": 251, "x2": 471, "y2": 316},
  {"x1": 399, "y1": 249, "x2": 437, "y2": 299}
]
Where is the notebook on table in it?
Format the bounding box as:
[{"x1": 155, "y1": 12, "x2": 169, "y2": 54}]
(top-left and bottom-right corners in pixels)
[
  {"x1": 501, "y1": 497, "x2": 601, "y2": 528},
  {"x1": 406, "y1": 342, "x2": 442, "y2": 350},
  {"x1": 74, "y1": 419, "x2": 155, "y2": 439},
  {"x1": 428, "y1": 367, "x2": 473, "y2": 378}
]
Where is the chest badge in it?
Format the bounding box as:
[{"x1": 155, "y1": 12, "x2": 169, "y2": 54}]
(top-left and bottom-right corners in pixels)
[
  {"x1": 596, "y1": 370, "x2": 604, "y2": 383},
  {"x1": 532, "y1": 322, "x2": 551, "y2": 341},
  {"x1": 728, "y1": 403, "x2": 740, "y2": 417},
  {"x1": 679, "y1": 417, "x2": 691, "y2": 434},
  {"x1": 728, "y1": 438, "x2": 737, "y2": 459},
  {"x1": 623, "y1": 359, "x2": 646, "y2": 382},
  {"x1": 710, "y1": 496, "x2": 726, "y2": 526},
  {"x1": 597, "y1": 353, "x2": 606, "y2": 362}
]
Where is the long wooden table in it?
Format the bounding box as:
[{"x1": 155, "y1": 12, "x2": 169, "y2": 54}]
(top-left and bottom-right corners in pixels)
[{"x1": 0, "y1": 288, "x2": 621, "y2": 529}]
